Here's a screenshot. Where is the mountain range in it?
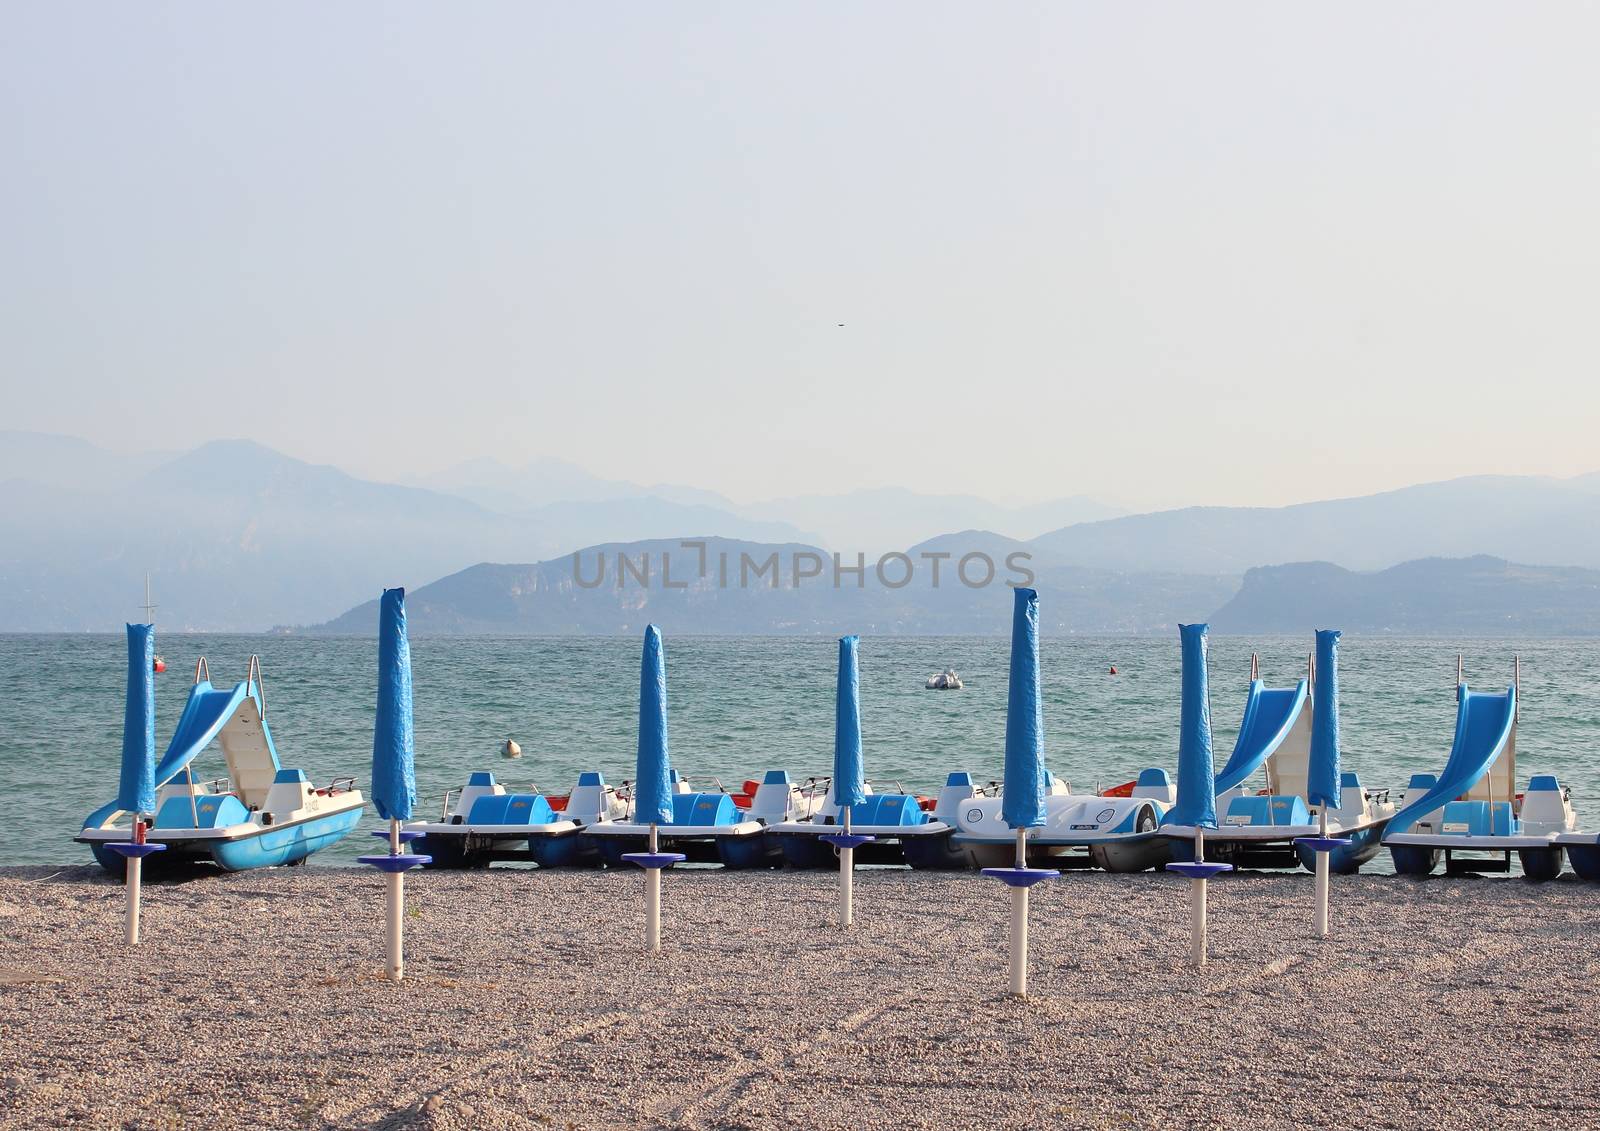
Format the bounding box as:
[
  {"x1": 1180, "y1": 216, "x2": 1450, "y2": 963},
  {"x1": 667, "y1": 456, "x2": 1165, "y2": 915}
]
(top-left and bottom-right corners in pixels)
[{"x1": 3, "y1": 429, "x2": 1599, "y2": 633}]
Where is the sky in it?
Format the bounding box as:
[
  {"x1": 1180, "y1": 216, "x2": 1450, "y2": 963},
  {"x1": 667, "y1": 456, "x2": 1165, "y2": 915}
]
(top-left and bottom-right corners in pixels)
[{"x1": 3, "y1": 3, "x2": 1598, "y2": 510}]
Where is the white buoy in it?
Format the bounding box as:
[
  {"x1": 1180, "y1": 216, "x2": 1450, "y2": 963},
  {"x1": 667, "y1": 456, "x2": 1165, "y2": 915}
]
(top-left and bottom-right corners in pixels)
[{"x1": 502, "y1": 738, "x2": 522, "y2": 759}]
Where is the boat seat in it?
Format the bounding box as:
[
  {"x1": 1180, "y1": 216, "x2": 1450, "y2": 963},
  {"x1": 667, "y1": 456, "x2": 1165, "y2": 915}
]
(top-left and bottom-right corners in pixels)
[
  {"x1": 1439, "y1": 800, "x2": 1519, "y2": 837},
  {"x1": 1222, "y1": 795, "x2": 1310, "y2": 827},
  {"x1": 668, "y1": 792, "x2": 739, "y2": 826},
  {"x1": 842, "y1": 794, "x2": 930, "y2": 827},
  {"x1": 467, "y1": 793, "x2": 558, "y2": 825},
  {"x1": 153, "y1": 793, "x2": 250, "y2": 830},
  {"x1": 1131, "y1": 768, "x2": 1177, "y2": 804}
]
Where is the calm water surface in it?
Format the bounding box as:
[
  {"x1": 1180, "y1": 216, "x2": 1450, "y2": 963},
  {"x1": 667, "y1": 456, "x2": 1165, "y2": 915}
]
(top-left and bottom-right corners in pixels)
[{"x1": 2, "y1": 634, "x2": 1596, "y2": 867}]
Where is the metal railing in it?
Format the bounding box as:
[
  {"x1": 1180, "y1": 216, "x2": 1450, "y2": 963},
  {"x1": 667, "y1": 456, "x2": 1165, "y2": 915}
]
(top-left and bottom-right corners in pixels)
[{"x1": 246, "y1": 654, "x2": 267, "y2": 717}]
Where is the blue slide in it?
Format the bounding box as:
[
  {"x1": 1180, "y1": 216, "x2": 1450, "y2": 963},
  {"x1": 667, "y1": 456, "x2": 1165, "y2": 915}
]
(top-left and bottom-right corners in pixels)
[
  {"x1": 1385, "y1": 683, "x2": 1516, "y2": 837},
  {"x1": 83, "y1": 680, "x2": 254, "y2": 829},
  {"x1": 1213, "y1": 679, "x2": 1309, "y2": 797}
]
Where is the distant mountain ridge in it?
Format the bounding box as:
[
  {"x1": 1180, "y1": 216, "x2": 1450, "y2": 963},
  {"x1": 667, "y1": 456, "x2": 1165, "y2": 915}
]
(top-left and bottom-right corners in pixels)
[
  {"x1": 1029, "y1": 475, "x2": 1600, "y2": 573},
  {"x1": 4, "y1": 429, "x2": 1600, "y2": 632},
  {"x1": 306, "y1": 536, "x2": 1237, "y2": 636},
  {"x1": 1211, "y1": 555, "x2": 1600, "y2": 635}
]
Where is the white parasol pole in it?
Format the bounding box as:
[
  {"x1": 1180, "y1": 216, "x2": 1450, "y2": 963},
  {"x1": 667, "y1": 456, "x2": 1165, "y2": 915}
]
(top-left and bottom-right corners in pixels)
[
  {"x1": 386, "y1": 817, "x2": 405, "y2": 981},
  {"x1": 1190, "y1": 828, "x2": 1208, "y2": 967},
  {"x1": 646, "y1": 821, "x2": 662, "y2": 953},
  {"x1": 839, "y1": 807, "x2": 855, "y2": 929},
  {"x1": 1314, "y1": 808, "x2": 1331, "y2": 938},
  {"x1": 1009, "y1": 827, "x2": 1029, "y2": 996},
  {"x1": 125, "y1": 820, "x2": 145, "y2": 946}
]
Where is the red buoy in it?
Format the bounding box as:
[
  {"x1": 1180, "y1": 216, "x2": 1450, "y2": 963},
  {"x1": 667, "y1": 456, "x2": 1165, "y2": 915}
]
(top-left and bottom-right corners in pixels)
[
  {"x1": 153, "y1": 656, "x2": 167, "y2": 674},
  {"x1": 1108, "y1": 665, "x2": 1118, "y2": 675}
]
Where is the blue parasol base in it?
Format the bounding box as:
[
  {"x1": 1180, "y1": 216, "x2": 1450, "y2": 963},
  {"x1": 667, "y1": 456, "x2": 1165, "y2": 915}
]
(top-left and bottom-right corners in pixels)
[
  {"x1": 622, "y1": 852, "x2": 686, "y2": 871},
  {"x1": 980, "y1": 867, "x2": 1058, "y2": 889},
  {"x1": 370, "y1": 829, "x2": 427, "y2": 844},
  {"x1": 819, "y1": 833, "x2": 876, "y2": 850},
  {"x1": 357, "y1": 854, "x2": 431, "y2": 873},
  {"x1": 106, "y1": 842, "x2": 168, "y2": 860},
  {"x1": 1293, "y1": 837, "x2": 1352, "y2": 853},
  {"x1": 1166, "y1": 861, "x2": 1233, "y2": 880}
]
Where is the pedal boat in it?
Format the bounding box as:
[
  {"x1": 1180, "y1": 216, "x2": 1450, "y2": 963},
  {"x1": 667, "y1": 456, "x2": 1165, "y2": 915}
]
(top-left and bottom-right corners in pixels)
[
  {"x1": 409, "y1": 769, "x2": 627, "y2": 868},
  {"x1": 770, "y1": 776, "x2": 954, "y2": 869},
  {"x1": 586, "y1": 769, "x2": 822, "y2": 869},
  {"x1": 77, "y1": 656, "x2": 364, "y2": 874},
  {"x1": 950, "y1": 769, "x2": 1175, "y2": 873},
  {"x1": 1385, "y1": 659, "x2": 1579, "y2": 881}
]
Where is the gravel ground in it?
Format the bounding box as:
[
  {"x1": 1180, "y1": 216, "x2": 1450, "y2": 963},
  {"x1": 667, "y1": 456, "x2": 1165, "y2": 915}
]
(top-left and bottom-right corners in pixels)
[{"x1": 1, "y1": 863, "x2": 1596, "y2": 1131}]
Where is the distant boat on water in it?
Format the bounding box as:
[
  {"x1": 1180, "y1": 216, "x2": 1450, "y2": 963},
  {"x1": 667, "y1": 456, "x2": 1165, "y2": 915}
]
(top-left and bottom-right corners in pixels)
[{"x1": 925, "y1": 669, "x2": 963, "y2": 690}]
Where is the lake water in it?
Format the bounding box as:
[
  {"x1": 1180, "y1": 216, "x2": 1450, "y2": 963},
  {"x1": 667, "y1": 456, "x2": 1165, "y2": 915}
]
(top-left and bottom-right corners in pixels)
[{"x1": 3, "y1": 633, "x2": 1596, "y2": 868}]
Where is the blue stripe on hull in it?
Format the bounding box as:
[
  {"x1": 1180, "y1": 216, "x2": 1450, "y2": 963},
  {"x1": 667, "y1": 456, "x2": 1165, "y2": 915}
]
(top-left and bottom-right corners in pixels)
[{"x1": 210, "y1": 808, "x2": 363, "y2": 871}]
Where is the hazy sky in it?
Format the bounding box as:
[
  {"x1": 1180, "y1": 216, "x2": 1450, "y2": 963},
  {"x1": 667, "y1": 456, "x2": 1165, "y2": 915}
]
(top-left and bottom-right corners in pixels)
[{"x1": 4, "y1": 3, "x2": 1597, "y2": 509}]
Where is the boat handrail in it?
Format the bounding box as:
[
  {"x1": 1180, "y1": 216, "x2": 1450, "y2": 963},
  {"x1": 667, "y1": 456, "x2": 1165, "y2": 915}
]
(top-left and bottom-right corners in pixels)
[
  {"x1": 194, "y1": 656, "x2": 211, "y2": 684},
  {"x1": 326, "y1": 776, "x2": 357, "y2": 795},
  {"x1": 246, "y1": 654, "x2": 267, "y2": 717},
  {"x1": 441, "y1": 787, "x2": 461, "y2": 820}
]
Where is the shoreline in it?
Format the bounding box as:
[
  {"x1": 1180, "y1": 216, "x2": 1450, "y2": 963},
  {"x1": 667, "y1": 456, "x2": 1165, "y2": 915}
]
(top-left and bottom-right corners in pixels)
[{"x1": 3, "y1": 866, "x2": 1597, "y2": 1130}]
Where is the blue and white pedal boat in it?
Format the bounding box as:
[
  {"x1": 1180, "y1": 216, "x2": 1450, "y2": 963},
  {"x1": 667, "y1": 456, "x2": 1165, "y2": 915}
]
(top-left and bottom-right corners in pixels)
[
  {"x1": 1384, "y1": 659, "x2": 1579, "y2": 881},
  {"x1": 410, "y1": 770, "x2": 627, "y2": 868},
  {"x1": 587, "y1": 770, "x2": 821, "y2": 869},
  {"x1": 771, "y1": 777, "x2": 953, "y2": 868},
  {"x1": 950, "y1": 769, "x2": 1175, "y2": 873},
  {"x1": 77, "y1": 656, "x2": 365, "y2": 874}
]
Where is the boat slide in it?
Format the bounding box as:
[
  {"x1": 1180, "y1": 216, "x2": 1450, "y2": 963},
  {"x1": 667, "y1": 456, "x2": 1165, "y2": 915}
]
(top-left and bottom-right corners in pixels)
[
  {"x1": 78, "y1": 656, "x2": 365, "y2": 873},
  {"x1": 1383, "y1": 660, "x2": 1580, "y2": 880}
]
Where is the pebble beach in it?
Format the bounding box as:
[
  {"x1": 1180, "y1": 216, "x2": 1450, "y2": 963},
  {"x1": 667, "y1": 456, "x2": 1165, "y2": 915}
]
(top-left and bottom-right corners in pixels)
[{"x1": 1, "y1": 865, "x2": 1596, "y2": 1131}]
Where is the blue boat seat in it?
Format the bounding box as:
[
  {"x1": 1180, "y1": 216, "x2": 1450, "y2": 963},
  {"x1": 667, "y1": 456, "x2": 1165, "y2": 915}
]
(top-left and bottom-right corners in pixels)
[
  {"x1": 1222, "y1": 795, "x2": 1311, "y2": 827},
  {"x1": 1527, "y1": 775, "x2": 1561, "y2": 793},
  {"x1": 467, "y1": 793, "x2": 558, "y2": 825},
  {"x1": 843, "y1": 794, "x2": 930, "y2": 827},
  {"x1": 154, "y1": 793, "x2": 250, "y2": 830},
  {"x1": 667, "y1": 792, "x2": 739, "y2": 826},
  {"x1": 1440, "y1": 800, "x2": 1519, "y2": 837}
]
